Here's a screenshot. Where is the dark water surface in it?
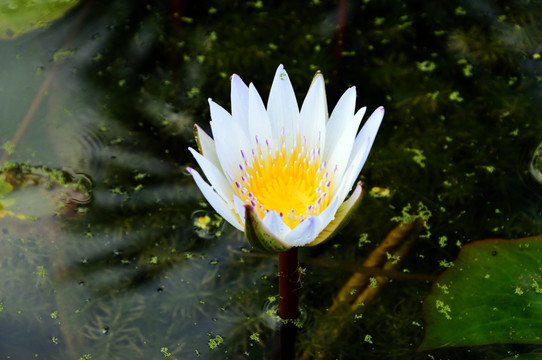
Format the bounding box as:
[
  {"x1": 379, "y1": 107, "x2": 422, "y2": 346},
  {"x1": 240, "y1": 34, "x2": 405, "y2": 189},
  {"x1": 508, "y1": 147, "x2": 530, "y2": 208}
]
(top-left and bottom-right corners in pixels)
[{"x1": 2, "y1": 1, "x2": 542, "y2": 359}]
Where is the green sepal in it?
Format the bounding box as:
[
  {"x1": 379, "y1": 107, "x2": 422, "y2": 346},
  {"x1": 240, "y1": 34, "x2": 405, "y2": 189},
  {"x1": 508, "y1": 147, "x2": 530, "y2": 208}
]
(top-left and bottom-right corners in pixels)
[
  {"x1": 307, "y1": 181, "x2": 364, "y2": 247},
  {"x1": 244, "y1": 205, "x2": 291, "y2": 253}
]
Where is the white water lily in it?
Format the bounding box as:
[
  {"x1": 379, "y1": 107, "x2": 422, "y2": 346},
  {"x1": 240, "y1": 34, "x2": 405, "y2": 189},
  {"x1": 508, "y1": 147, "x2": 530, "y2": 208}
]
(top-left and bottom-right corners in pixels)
[{"x1": 187, "y1": 65, "x2": 384, "y2": 252}]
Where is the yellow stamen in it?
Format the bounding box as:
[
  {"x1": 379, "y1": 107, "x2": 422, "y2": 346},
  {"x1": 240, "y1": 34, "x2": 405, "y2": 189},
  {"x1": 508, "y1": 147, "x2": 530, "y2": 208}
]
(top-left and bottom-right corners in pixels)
[{"x1": 235, "y1": 135, "x2": 331, "y2": 228}]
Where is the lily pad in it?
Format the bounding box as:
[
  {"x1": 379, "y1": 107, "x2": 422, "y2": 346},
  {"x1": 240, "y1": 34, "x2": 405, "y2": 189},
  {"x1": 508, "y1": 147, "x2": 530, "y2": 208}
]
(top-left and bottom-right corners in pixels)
[
  {"x1": 0, "y1": 0, "x2": 80, "y2": 40},
  {"x1": 420, "y1": 236, "x2": 542, "y2": 351},
  {"x1": 503, "y1": 354, "x2": 542, "y2": 360}
]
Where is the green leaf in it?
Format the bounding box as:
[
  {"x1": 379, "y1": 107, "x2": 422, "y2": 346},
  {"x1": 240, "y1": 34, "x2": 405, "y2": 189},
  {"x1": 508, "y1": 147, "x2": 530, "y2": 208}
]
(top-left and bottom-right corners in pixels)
[
  {"x1": 0, "y1": 0, "x2": 81, "y2": 40},
  {"x1": 420, "y1": 236, "x2": 542, "y2": 351},
  {"x1": 503, "y1": 354, "x2": 542, "y2": 360}
]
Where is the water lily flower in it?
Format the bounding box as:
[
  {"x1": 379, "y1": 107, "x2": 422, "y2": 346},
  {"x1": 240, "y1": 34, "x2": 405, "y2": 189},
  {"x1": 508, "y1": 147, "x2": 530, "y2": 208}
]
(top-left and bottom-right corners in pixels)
[{"x1": 187, "y1": 65, "x2": 384, "y2": 252}]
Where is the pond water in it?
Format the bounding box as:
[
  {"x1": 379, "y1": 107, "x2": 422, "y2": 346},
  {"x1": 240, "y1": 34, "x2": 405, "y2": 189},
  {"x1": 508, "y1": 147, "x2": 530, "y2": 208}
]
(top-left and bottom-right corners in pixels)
[{"x1": 2, "y1": 0, "x2": 542, "y2": 359}]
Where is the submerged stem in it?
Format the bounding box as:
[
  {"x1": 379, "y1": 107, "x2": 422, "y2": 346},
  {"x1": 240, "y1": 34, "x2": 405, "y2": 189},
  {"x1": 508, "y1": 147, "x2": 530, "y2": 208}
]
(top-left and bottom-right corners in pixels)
[{"x1": 278, "y1": 247, "x2": 300, "y2": 320}]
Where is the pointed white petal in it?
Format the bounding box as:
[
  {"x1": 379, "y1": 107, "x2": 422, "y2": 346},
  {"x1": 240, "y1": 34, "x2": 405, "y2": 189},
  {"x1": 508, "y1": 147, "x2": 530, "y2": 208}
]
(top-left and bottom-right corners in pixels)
[
  {"x1": 262, "y1": 210, "x2": 291, "y2": 240},
  {"x1": 299, "y1": 72, "x2": 327, "y2": 151},
  {"x1": 325, "y1": 87, "x2": 357, "y2": 151},
  {"x1": 267, "y1": 65, "x2": 299, "y2": 148},
  {"x1": 248, "y1": 83, "x2": 274, "y2": 150},
  {"x1": 348, "y1": 106, "x2": 384, "y2": 170},
  {"x1": 187, "y1": 167, "x2": 243, "y2": 230},
  {"x1": 188, "y1": 147, "x2": 233, "y2": 203},
  {"x1": 335, "y1": 139, "x2": 370, "y2": 204},
  {"x1": 209, "y1": 99, "x2": 251, "y2": 181},
  {"x1": 337, "y1": 106, "x2": 384, "y2": 203},
  {"x1": 230, "y1": 74, "x2": 249, "y2": 129},
  {"x1": 194, "y1": 125, "x2": 221, "y2": 170},
  {"x1": 326, "y1": 105, "x2": 366, "y2": 199}
]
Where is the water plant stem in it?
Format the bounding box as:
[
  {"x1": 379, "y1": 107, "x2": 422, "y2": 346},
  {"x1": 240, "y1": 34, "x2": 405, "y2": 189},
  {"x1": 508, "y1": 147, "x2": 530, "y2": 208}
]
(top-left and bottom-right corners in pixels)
[{"x1": 278, "y1": 247, "x2": 300, "y2": 320}]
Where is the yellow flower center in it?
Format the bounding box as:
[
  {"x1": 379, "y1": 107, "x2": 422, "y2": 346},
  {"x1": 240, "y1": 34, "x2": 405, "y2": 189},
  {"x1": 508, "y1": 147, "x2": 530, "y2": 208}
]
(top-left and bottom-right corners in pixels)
[{"x1": 234, "y1": 136, "x2": 331, "y2": 228}]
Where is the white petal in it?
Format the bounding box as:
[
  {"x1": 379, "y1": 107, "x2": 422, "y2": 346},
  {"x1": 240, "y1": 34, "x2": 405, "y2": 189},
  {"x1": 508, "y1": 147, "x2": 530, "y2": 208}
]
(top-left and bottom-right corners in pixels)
[
  {"x1": 230, "y1": 74, "x2": 249, "y2": 129},
  {"x1": 348, "y1": 106, "x2": 384, "y2": 170},
  {"x1": 267, "y1": 65, "x2": 299, "y2": 149},
  {"x1": 187, "y1": 167, "x2": 244, "y2": 230},
  {"x1": 283, "y1": 198, "x2": 339, "y2": 246},
  {"x1": 326, "y1": 105, "x2": 366, "y2": 199},
  {"x1": 262, "y1": 210, "x2": 291, "y2": 240},
  {"x1": 283, "y1": 217, "x2": 318, "y2": 246},
  {"x1": 194, "y1": 125, "x2": 221, "y2": 170},
  {"x1": 299, "y1": 72, "x2": 327, "y2": 152},
  {"x1": 337, "y1": 106, "x2": 384, "y2": 202},
  {"x1": 325, "y1": 87, "x2": 357, "y2": 151},
  {"x1": 325, "y1": 107, "x2": 366, "y2": 197},
  {"x1": 188, "y1": 147, "x2": 233, "y2": 203},
  {"x1": 248, "y1": 83, "x2": 274, "y2": 150},
  {"x1": 209, "y1": 99, "x2": 251, "y2": 181}
]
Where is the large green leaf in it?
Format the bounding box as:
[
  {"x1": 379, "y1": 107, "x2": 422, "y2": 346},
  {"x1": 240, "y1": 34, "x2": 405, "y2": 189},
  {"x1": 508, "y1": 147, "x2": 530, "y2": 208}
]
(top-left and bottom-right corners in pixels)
[
  {"x1": 420, "y1": 236, "x2": 542, "y2": 351},
  {"x1": 0, "y1": 0, "x2": 80, "y2": 40},
  {"x1": 503, "y1": 354, "x2": 542, "y2": 360}
]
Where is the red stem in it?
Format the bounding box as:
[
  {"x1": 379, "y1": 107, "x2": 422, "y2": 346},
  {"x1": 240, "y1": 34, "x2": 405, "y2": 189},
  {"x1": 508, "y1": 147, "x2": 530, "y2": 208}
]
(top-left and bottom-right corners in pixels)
[{"x1": 278, "y1": 247, "x2": 300, "y2": 320}]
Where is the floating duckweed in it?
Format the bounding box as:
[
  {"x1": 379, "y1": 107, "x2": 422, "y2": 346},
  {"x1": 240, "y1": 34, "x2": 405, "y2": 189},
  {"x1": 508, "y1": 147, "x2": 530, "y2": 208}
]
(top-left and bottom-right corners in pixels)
[
  {"x1": 160, "y1": 347, "x2": 171, "y2": 357},
  {"x1": 436, "y1": 282, "x2": 450, "y2": 295},
  {"x1": 417, "y1": 60, "x2": 436, "y2": 72},
  {"x1": 514, "y1": 287, "x2": 524, "y2": 296},
  {"x1": 449, "y1": 91, "x2": 463, "y2": 102},
  {"x1": 457, "y1": 59, "x2": 473, "y2": 77},
  {"x1": 53, "y1": 49, "x2": 76, "y2": 63},
  {"x1": 358, "y1": 233, "x2": 370, "y2": 247},
  {"x1": 531, "y1": 279, "x2": 542, "y2": 294},
  {"x1": 427, "y1": 91, "x2": 439, "y2": 101},
  {"x1": 364, "y1": 334, "x2": 373, "y2": 344},
  {"x1": 2, "y1": 141, "x2": 14, "y2": 155},
  {"x1": 369, "y1": 277, "x2": 378, "y2": 288},
  {"x1": 435, "y1": 300, "x2": 452, "y2": 319},
  {"x1": 386, "y1": 252, "x2": 400, "y2": 264},
  {"x1": 405, "y1": 148, "x2": 426, "y2": 168},
  {"x1": 208, "y1": 334, "x2": 224, "y2": 349},
  {"x1": 185, "y1": 86, "x2": 200, "y2": 99},
  {"x1": 439, "y1": 259, "x2": 454, "y2": 268},
  {"x1": 36, "y1": 265, "x2": 47, "y2": 278},
  {"x1": 249, "y1": 333, "x2": 260, "y2": 343},
  {"x1": 79, "y1": 354, "x2": 91, "y2": 360},
  {"x1": 438, "y1": 236, "x2": 448, "y2": 247},
  {"x1": 374, "y1": 17, "x2": 385, "y2": 26},
  {"x1": 52, "y1": 336, "x2": 58, "y2": 344},
  {"x1": 191, "y1": 211, "x2": 224, "y2": 239},
  {"x1": 50, "y1": 310, "x2": 59, "y2": 319},
  {"x1": 454, "y1": 6, "x2": 466, "y2": 15},
  {"x1": 369, "y1": 186, "x2": 390, "y2": 198}
]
